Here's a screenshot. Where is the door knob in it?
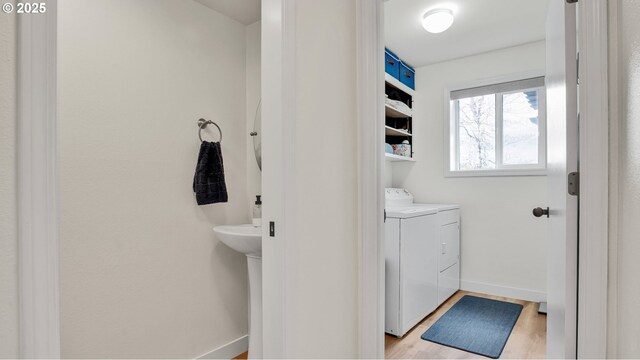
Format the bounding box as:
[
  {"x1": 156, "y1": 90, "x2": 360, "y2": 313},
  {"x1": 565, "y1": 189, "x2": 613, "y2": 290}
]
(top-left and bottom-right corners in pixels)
[{"x1": 532, "y1": 207, "x2": 549, "y2": 218}]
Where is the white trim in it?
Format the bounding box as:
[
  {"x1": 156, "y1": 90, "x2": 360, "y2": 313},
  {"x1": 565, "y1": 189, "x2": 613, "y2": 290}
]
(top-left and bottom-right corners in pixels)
[
  {"x1": 460, "y1": 280, "x2": 547, "y2": 303},
  {"x1": 444, "y1": 169, "x2": 547, "y2": 178},
  {"x1": 356, "y1": 0, "x2": 385, "y2": 358},
  {"x1": 496, "y1": 92, "x2": 504, "y2": 168},
  {"x1": 261, "y1": 0, "x2": 296, "y2": 358},
  {"x1": 606, "y1": 1, "x2": 620, "y2": 358},
  {"x1": 538, "y1": 86, "x2": 548, "y2": 172},
  {"x1": 577, "y1": 0, "x2": 609, "y2": 358},
  {"x1": 196, "y1": 335, "x2": 249, "y2": 360},
  {"x1": 17, "y1": 1, "x2": 61, "y2": 358}
]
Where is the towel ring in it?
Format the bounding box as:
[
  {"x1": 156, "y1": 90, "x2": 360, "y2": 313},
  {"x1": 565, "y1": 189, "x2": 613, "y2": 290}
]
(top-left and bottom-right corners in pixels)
[{"x1": 197, "y1": 118, "x2": 222, "y2": 143}]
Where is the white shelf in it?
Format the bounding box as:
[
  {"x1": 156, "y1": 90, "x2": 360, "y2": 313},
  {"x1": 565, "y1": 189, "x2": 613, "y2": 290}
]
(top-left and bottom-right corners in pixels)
[
  {"x1": 385, "y1": 126, "x2": 412, "y2": 137},
  {"x1": 385, "y1": 103, "x2": 412, "y2": 118},
  {"x1": 384, "y1": 73, "x2": 415, "y2": 163},
  {"x1": 385, "y1": 73, "x2": 416, "y2": 97},
  {"x1": 385, "y1": 153, "x2": 415, "y2": 162}
]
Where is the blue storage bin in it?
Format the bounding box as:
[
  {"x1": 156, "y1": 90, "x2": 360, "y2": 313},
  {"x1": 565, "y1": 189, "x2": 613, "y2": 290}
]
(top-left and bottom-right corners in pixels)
[
  {"x1": 399, "y1": 61, "x2": 415, "y2": 90},
  {"x1": 385, "y1": 48, "x2": 400, "y2": 80}
]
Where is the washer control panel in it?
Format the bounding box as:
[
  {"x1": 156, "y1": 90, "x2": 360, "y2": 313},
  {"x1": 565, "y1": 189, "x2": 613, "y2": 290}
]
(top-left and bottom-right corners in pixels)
[{"x1": 385, "y1": 188, "x2": 414, "y2": 207}]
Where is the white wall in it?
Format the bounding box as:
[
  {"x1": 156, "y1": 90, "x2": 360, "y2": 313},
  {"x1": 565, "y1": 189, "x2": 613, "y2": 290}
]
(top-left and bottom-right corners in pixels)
[
  {"x1": 287, "y1": 0, "x2": 359, "y2": 357},
  {"x1": 0, "y1": 1, "x2": 19, "y2": 358},
  {"x1": 246, "y1": 21, "x2": 262, "y2": 212},
  {"x1": 392, "y1": 41, "x2": 548, "y2": 300},
  {"x1": 58, "y1": 1, "x2": 251, "y2": 357},
  {"x1": 384, "y1": 161, "x2": 393, "y2": 187},
  {"x1": 608, "y1": 0, "x2": 640, "y2": 357}
]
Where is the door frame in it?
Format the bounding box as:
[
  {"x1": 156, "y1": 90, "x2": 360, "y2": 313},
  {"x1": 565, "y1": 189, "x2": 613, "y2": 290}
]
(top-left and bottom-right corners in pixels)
[
  {"x1": 355, "y1": 0, "x2": 386, "y2": 358},
  {"x1": 355, "y1": 0, "x2": 609, "y2": 358},
  {"x1": 261, "y1": 1, "x2": 388, "y2": 357},
  {"x1": 17, "y1": 0, "x2": 61, "y2": 358},
  {"x1": 261, "y1": 0, "x2": 297, "y2": 357},
  {"x1": 576, "y1": 1, "x2": 609, "y2": 357}
]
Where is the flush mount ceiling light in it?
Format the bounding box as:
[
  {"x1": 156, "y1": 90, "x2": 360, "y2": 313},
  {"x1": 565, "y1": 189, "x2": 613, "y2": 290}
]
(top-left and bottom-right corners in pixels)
[{"x1": 422, "y1": 8, "x2": 454, "y2": 34}]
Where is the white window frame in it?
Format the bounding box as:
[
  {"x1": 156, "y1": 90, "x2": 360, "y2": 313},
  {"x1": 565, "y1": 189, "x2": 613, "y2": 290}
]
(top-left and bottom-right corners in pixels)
[{"x1": 445, "y1": 71, "x2": 547, "y2": 177}]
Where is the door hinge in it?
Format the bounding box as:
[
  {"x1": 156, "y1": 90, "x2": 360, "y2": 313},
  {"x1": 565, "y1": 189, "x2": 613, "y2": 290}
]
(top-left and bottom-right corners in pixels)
[
  {"x1": 269, "y1": 221, "x2": 275, "y2": 237},
  {"x1": 568, "y1": 172, "x2": 580, "y2": 196},
  {"x1": 384, "y1": 209, "x2": 387, "y2": 223}
]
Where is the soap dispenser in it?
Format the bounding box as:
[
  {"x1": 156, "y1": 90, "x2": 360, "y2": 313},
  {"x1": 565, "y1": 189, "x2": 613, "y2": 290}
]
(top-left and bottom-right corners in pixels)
[{"x1": 252, "y1": 195, "x2": 262, "y2": 227}]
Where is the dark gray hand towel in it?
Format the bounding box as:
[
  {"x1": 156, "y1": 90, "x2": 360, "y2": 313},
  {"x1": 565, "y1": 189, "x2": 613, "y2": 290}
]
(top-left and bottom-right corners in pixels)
[{"x1": 193, "y1": 141, "x2": 228, "y2": 205}]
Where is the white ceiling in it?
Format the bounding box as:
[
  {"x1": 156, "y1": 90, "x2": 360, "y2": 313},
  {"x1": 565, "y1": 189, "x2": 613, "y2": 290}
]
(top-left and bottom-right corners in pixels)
[
  {"x1": 385, "y1": 0, "x2": 549, "y2": 67},
  {"x1": 194, "y1": 0, "x2": 261, "y2": 25}
]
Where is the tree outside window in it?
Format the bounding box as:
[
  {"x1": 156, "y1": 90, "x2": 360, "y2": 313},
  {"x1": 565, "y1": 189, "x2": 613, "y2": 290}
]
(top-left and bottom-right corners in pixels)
[{"x1": 448, "y1": 76, "x2": 546, "y2": 176}]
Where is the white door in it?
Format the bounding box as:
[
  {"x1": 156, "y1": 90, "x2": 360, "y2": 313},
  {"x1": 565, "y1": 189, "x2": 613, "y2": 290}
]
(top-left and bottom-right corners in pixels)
[
  {"x1": 545, "y1": 1, "x2": 578, "y2": 358},
  {"x1": 261, "y1": 0, "x2": 292, "y2": 356}
]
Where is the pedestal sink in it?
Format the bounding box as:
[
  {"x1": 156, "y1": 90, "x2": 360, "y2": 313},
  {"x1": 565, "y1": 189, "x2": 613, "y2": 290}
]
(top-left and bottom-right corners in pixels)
[{"x1": 213, "y1": 225, "x2": 262, "y2": 359}]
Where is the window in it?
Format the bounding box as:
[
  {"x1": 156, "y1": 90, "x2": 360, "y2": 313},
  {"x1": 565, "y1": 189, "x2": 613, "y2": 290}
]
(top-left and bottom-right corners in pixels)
[{"x1": 446, "y1": 75, "x2": 546, "y2": 176}]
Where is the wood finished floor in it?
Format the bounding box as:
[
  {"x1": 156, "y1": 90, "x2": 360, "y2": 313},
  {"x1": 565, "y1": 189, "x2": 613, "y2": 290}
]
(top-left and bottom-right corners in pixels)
[
  {"x1": 233, "y1": 291, "x2": 545, "y2": 359},
  {"x1": 385, "y1": 291, "x2": 547, "y2": 359},
  {"x1": 233, "y1": 351, "x2": 248, "y2": 359}
]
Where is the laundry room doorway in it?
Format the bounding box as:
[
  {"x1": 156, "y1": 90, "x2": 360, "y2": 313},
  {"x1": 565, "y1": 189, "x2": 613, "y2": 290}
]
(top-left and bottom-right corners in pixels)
[{"x1": 355, "y1": 0, "x2": 608, "y2": 358}]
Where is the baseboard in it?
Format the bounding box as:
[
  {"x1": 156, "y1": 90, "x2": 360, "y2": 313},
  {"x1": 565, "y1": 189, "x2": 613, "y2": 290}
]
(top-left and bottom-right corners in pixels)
[
  {"x1": 197, "y1": 335, "x2": 248, "y2": 360},
  {"x1": 460, "y1": 280, "x2": 546, "y2": 303}
]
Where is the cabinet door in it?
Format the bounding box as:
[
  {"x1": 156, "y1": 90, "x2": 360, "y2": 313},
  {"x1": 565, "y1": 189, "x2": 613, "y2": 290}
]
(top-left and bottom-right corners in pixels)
[
  {"x1": 438, "y1": 262, "x2": 460, "y2": 305},
  {"x1": 438, "y1": 222, "x2": 460, "y2": 305},
  {"x1": 400, "y1": 215, "x2": 438, "y2": 334},
  {"x1": 439, "y1": 222, "x2": 460, "y2": 272}
]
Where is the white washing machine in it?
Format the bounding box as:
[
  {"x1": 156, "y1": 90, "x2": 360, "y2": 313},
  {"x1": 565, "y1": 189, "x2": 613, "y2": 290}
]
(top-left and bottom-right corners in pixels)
[{"x1": 385, "y1": 188, "x2": 460, "y2": 337}]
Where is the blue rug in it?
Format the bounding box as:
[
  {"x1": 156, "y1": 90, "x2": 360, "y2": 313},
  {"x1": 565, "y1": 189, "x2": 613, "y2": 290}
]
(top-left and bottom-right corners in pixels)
[{"x1": 421, "y1": 295, "x2": 523, "y2": 359}]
